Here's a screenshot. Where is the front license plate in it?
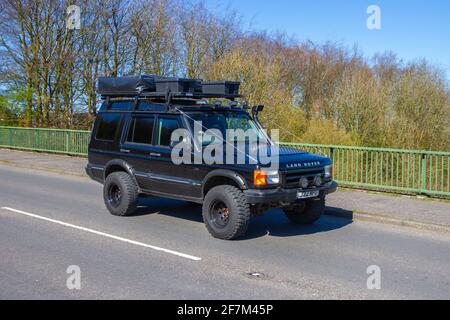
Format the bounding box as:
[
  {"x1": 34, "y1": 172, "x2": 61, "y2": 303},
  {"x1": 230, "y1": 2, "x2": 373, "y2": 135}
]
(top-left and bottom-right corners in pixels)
[{"x1": 297, "y1": 190, "x2": 320, "y2": 199}]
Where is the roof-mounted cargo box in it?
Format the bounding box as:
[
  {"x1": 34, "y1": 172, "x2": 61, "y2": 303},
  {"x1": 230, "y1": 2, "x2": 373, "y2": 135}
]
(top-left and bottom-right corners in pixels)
[
  {"x1": 155, "y1": 78, "x2": 202, "y2": 94},
  {"x1": 202, "y1": 81, "x2": 240, "y2": 96},
  {"x1": 97, "y1": 75, "x2": 160, "y2": 96},
  {"x1": 98, "y1": 75, "x2": 242, "y2": 101}
]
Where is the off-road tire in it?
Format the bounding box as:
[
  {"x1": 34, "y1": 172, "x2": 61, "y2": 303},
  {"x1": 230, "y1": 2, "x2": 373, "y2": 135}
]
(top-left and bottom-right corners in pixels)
[
  {"x1": 283, "y1": 196, "x2": 325, "y2": 225},
  {"x1": 202, "y1": 185, "x2": 251, "y2": 240},
  {"x1": 103, "y1": 172, "x2": 139, "y2": 217}
]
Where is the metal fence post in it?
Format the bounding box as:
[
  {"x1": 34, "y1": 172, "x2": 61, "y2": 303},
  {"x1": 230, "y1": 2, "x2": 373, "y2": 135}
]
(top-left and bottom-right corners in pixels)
[
  {"x1": 421, "y1": 153, "x2": 427, "y2": 195},
  {"x1": 8, "y1": 128, "x2": 13, "y2": 146},
  {"x1": 65, "y1": 131, "x2": 70, "y2": 153}
]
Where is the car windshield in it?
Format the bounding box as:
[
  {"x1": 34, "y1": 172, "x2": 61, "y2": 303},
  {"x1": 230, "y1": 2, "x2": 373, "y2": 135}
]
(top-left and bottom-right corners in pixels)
[{"x1": 186, "y1": 112, "x2": 269, "y2": 145}]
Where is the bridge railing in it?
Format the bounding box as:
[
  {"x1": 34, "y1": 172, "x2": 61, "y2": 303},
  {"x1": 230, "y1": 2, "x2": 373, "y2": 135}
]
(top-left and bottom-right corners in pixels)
[
  {"x1": 282, "y1": 142, "x2": 450, "y2": 197},
  {"x1": 1, "y1": 126, "x2": 449, "y2": 197},
  {"x1": 0, "y1": 126, "x2": 89, "y2": 156}
]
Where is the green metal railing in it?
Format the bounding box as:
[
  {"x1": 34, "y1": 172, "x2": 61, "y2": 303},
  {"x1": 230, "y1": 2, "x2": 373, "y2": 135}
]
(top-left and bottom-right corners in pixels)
[
  {"x1": 0, "y1": 126, "x2": 449, "y2": 197},
  {"x1": 282, "y1": 142, "x2": 450, "y2": 197},
  {"x1": 0, "y1": 126, "x2": 89, "y2": 156}
]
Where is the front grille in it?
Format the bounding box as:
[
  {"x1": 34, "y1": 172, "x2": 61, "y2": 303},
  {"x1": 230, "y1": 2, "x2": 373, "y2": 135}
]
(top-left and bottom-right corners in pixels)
[{"x1": 283, "y1": 168, "x2": 325, "y2": 189}]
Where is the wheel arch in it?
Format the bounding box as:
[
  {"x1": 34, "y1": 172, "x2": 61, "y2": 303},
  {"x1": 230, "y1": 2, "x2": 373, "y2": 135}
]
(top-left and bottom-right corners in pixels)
[
  {"x1": 104, "y1": 159, "x2": 138, "y2": 186},
  {"x1": 202, "y1": 170, "x2": 248, "y2": 198}
]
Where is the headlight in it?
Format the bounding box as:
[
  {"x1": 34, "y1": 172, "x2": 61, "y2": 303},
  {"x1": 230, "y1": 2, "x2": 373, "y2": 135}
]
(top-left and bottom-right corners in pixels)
[
  {"x1": 253, "y1": 170, "x2": 280, "y2": 186},
  {"x1": 324, "y1": 165, "x2": 333, "y2": 179}
]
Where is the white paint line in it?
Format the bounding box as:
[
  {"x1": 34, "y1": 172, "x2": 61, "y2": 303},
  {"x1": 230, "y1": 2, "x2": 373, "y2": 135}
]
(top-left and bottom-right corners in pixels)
[{"x1": 1, "y1": 207, "x2": 202, "y2": 261}]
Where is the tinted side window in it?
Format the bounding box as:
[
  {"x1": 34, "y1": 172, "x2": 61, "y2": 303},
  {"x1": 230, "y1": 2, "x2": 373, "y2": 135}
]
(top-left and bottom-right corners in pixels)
[
  {"x1": 95, "y1": 113, "x2": 121, "y2": 141},
  {"x1": 110, "y1": 101, "x2": 132, "y2": 111},
  {"x1": 157, "y1": 118, "x2": 180, "y2": 146},
  {"x1": 127, "y1": 117, "x2": 155, "y2": 145}
]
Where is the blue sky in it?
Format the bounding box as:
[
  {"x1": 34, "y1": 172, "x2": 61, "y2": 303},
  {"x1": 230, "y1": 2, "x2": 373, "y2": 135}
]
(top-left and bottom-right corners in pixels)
[{"x1": 204, "y1": 0, "x2": 450, "y2": 80}]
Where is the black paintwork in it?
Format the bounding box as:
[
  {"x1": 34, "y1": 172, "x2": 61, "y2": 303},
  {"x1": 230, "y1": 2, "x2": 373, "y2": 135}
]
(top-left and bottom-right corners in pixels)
[{"x1": 86, "y1": 99, "x2": 337, "y2": 206}]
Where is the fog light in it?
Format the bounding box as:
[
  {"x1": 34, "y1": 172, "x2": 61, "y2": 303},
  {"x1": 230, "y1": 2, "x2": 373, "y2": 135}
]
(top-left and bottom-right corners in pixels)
[
  {"x1": 299, "y1": 177, "x2": 309, "y2": 189},
  {"x1": 313, "y1": 174, "x2": 322, "y2": 187}
]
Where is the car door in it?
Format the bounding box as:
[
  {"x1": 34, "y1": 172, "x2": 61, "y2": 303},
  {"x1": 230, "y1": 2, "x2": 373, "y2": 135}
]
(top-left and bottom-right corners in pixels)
[
  {"x1": 148, "y1": 115, "x2": 201, "y2": 199},
  {"x1": 120, "y1": 114, "x2": 156, "y2": 190}
]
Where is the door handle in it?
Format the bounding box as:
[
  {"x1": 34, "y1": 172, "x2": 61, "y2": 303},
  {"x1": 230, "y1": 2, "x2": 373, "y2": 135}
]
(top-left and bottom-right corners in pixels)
[
  {"x1": 120, "y1": 149, "x2": 131, "y2": 153},
  {"x1": 150, "y1": 153, "x2": 161, "y2": 157}
]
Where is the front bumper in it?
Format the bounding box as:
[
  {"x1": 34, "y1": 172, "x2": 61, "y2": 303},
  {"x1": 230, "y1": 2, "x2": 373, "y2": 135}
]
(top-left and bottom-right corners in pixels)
[{"x1": 244, "y1": 181, "x2": 337, "y2": 205}]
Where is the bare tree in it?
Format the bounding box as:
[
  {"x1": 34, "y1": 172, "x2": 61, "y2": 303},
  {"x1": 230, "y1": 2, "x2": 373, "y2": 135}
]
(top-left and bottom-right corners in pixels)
[{"x1": 0, "y1": 0, "x2": 448, "y2": 151}]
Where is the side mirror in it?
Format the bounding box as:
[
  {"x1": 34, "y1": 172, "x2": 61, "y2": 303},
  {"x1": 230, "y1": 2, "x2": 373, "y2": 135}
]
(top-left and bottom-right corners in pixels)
[
  {"x1": 253, "y1": 105, "x2": 264, "y2": 113},
  {"x1": 252, "y1": 105, "x2": 264, "y2": 122}
]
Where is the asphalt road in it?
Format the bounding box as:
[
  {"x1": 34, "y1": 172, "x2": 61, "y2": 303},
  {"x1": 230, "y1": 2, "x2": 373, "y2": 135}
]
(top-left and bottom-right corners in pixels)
[{"x1": 0, "y1": 164, "x2": 449, "y2": 300}]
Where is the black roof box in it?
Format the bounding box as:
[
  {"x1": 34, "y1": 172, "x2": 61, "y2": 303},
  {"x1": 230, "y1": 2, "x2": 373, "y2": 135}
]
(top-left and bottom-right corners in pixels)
[
  {"x1": 202, "y1": 81, "x2": 240, "y2": 96},
  {"x1": 155, "y1": 78, "x2": 202, "y2": 94},
  {"x1": 98, "y1": 75, "x2": 241, "y2": 100},
  {"x1": 97, "y1": 75, "x2": 161, "y2": 96},
  {"x1": 98, "y1": 75, "x2": 204, "y2": 96}
]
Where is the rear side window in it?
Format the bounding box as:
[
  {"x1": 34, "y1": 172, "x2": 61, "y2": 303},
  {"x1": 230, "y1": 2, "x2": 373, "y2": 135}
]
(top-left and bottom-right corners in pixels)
[
  {"x1": 95, "y1": 113, "x2": 121, "y2": 141},
  {"x1": 126, "y1": 117, "x2": 155, "y2": 145},
  {"x1": 109, "y1": 101, "x2": 132, "y2": 111},
  {"x1": 157, "y1": 118, "x2": 180, "y2": 146}
]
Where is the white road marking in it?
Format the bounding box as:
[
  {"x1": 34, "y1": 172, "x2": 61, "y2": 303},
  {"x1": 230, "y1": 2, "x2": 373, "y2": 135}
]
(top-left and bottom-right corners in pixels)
[{"x1": 1, "y1": 207, "x2": 202, "y2": 261}]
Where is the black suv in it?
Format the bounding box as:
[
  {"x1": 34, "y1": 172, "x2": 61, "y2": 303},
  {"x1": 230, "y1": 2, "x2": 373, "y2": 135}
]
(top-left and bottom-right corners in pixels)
[{"x1": 86, "y1": 76, "x2": 337, "y2": 240}]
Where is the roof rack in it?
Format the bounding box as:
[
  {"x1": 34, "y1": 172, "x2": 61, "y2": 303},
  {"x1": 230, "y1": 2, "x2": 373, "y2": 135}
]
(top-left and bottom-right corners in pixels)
[{"x1": 98, "y1": 75, "x2": 242, "y2": 103}]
